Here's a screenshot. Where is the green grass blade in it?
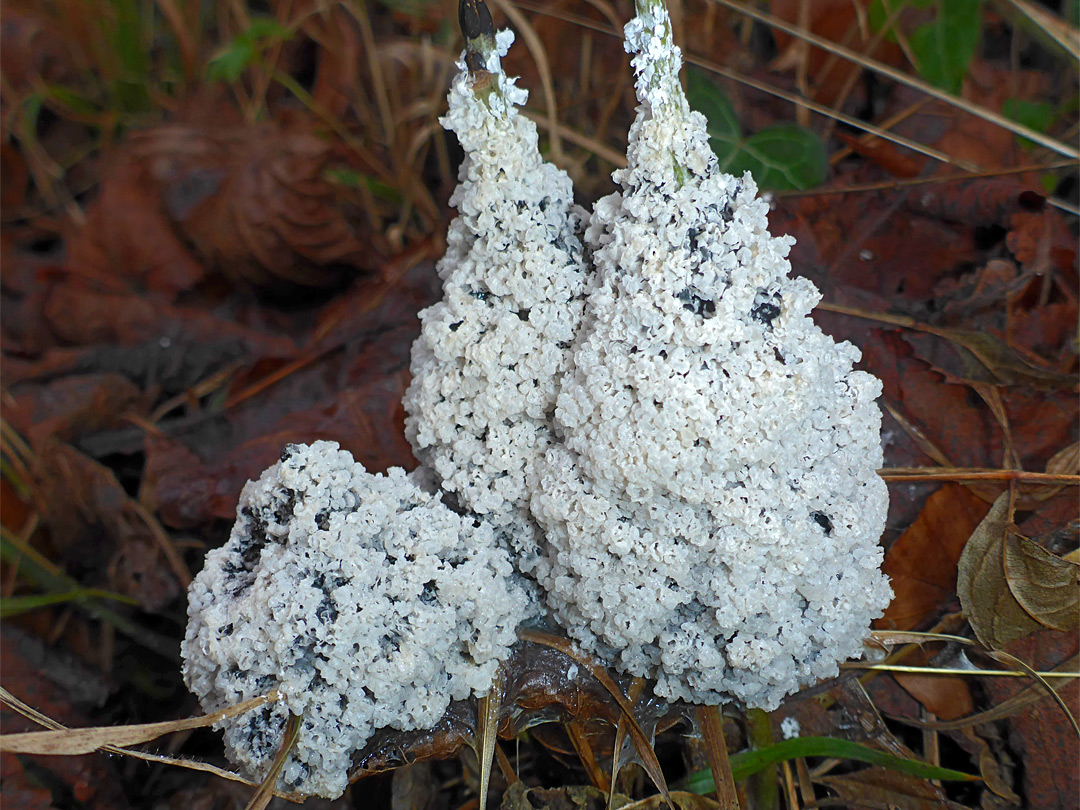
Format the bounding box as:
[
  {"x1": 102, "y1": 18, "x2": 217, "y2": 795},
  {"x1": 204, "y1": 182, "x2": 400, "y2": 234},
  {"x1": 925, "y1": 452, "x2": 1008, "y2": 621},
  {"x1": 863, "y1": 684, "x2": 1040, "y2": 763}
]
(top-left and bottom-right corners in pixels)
[
  {"x1": 678, "y1": 736, "x2": 981, "y2": 794},
  {"x1": 0, "y1": 530, "x2": 179, "y2": 660}
]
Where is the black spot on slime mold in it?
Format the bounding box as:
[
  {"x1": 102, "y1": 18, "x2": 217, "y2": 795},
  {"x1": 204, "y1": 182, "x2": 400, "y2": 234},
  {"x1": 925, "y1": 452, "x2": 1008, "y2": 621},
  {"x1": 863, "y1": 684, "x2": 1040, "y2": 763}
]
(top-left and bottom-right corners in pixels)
[{"x1": 811, "y1": 511, "x2": 834, "y2": 535}]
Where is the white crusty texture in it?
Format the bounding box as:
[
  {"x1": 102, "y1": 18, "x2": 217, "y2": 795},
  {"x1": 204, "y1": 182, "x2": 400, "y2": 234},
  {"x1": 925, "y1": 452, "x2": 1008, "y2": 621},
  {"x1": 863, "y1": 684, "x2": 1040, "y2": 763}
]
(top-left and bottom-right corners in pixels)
[
  {"x1": 404, "y1": 30, "x2": 588, "y2": 573},
  {"x1": 182, "y1": 442, "x2": 529, "y2": 798},
  {"x1": 530, "y1": 1, "x2": 891, "y2": 709}
]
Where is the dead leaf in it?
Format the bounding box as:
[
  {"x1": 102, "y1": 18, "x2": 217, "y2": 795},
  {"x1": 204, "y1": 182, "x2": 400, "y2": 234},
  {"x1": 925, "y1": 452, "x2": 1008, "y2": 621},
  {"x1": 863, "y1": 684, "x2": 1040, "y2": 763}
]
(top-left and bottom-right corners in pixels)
[
  {"x1": 815, "y1": 765, "x2": 949, "y2": 810},
  {"x1": 956, "y1": 493, "x2": 1044, "y2": 648},
  {"x1": 1045, "y1": 442, "x2": 1079, "y2": 477},
  {"x1": 880, "y1": 484, "x2": 990, "y2": 631},
  {"x1": 1002, "y1": 531, "x2": 1080, "y2": 632},
  {"x1": 0, "y1": 626, "x2": 129, "y2": 810},
  {"x1": 68, "y1": 119, "x2": 384, "y2": 296},
  {"x1": 982, "y1": 632, "x2": 1080, "y2": 808},
  {"x1": 499, "y1": 783, "x2": 632, "y2": 810},
  {"x1": 32, "y1": 441, "x2": 185, "y2": 610},
  {"x1": 391, "y1": 762, "x2": 439, "y2": 810},
  {"x1": 894, "y1": 664, "x2": 974, "y2": 722}
]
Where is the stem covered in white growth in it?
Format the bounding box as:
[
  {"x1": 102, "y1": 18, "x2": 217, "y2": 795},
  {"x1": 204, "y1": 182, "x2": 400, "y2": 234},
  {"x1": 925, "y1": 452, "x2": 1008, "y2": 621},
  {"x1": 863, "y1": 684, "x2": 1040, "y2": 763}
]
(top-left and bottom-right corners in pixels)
[
  {"x1": 404, "y1": 7, "x2": 588, "y2": 574},
  {"x1": 529, "y1": 0, "x2": 891, "y2": 708}
]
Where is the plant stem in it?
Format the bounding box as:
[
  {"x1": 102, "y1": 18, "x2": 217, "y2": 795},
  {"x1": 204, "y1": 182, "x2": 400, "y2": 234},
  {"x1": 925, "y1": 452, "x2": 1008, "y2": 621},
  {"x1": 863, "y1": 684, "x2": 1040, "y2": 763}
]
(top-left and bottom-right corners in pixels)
[{"x1": 745, "y1": 708, "x2": 779, "y2": 810}]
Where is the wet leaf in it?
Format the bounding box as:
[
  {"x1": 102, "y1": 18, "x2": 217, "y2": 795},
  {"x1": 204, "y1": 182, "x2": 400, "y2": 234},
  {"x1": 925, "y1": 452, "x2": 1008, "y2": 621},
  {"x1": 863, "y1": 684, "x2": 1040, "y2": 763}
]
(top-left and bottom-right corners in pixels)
[
  {"x1": 880, "y1": 484, "x2": 990, "y2": 631},
  {"x1": 816, "y1": 765, "x2": 951, "y2": 810},
  {"x1": 956, "y1": 492, "x2": 1045, "y2": 648},
  {"x1": 1003, "y1": 531, "x2": 1080, "y2": 632}
]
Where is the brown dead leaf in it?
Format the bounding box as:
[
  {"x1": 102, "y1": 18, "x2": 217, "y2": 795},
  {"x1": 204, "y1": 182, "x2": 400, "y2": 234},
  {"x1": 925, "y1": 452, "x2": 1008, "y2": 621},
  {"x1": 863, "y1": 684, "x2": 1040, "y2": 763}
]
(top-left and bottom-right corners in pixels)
[
  {"x1": 815, "y1": 765, "x2": 950, "y2": 810},
  {"x1": 32, "y1": 441, "x2": 184, "y2": 610},
  {"x1": 4, "y1": 373, "x2": 149, "y2": 446},
  {"x1": 1045, "y1": 442, "x2": 1079, "y2": 478},
  {"x1": 0, "y1": 626, "x2": 129, "y2": 810},
  {"x1": 1007, "y1": 208, "x2": 1077, "y2": 272},
  {"x1": 880, "y1": 484, "x2": 990, "y2": 631},
  {"x1": 1002, "y1": 531, "x2": 1080, "y2": 632},
  {"x1": 767, "y1": 0, "x2": 905, "y2": 106},
  {"x1": 68, "y1": 119, "x2": 383, "y2": 296},
  {"x1": 894, "y1": 664, "x2": 974, "y2": 722},
  {"x1": 983, "y1": 631, "x2": 1080, "y2": 809},
  {"x1": 956, "y1": 493, "x2": 1044, "y2": 648},
  {"x1": 499, "y1": 783, "x2": 633, "y2": 810}
]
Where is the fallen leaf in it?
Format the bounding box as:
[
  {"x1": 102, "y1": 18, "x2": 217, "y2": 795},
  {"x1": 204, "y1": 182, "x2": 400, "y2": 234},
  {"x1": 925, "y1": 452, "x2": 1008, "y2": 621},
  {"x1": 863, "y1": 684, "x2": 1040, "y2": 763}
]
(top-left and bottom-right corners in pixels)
[
  {"x1": 956, "y1": 492, "x2": 1044, "y2": 648},
  {"x1": 499, "y1": 782, "x2": 632, "y2": 810},
  {"x1": 816, "y1": 765, "x2": 950, "y2": 810},
  {"x1": 893, "y1": 664, "x2": 974, "y2": 722},
  {"x1": 31, "y1": 441, "x2": 184, "y2": 611},
  {"x1": 0, "y1": 626, "x2": 129, "y2": 810},
  {"x1": 983, "y1": 631, "x2": 1080, "y2": 809},
  {"x1": 880, "y1": 484, "x2": 990, "y2": 631},
  {"x1": 1002, "y1": 531, "x2": 1080, "y2": 632}
]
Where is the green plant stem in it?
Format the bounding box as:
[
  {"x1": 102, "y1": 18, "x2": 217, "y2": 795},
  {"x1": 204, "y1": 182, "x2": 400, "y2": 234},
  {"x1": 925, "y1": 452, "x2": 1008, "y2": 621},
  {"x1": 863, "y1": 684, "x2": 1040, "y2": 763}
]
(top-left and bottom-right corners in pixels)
[{"x1": 745, "y1": 708, "x2": 778, "y2": 810}]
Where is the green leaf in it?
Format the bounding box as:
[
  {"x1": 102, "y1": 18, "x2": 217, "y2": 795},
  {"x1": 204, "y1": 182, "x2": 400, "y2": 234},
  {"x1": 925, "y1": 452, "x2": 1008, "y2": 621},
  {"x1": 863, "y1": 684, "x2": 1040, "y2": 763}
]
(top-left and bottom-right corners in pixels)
[
  {"x1": 678, "y1": 736, "x2": 981, "y2": 794},
  {"x1": 730, "y1": 126, "x2": 827, "y2": 190},
  {"x1": 687, "y1": 70, "x2": 740, "y2": 142},
  {"x1": 1002, "y1": 98, "x2": 1055, "y2": 149},
  {"x1": 909, "y1": 0, "x2": 982, "y2": 93},
  {"x1": 208, "y1": 41, "x2": 256, "y2": 83},
  {"x1": 686, "y1": 70, "x2": 827, "y2": 190},
  {"x1": 207, "y1": 18, "x2": 292, "y2": 83}
]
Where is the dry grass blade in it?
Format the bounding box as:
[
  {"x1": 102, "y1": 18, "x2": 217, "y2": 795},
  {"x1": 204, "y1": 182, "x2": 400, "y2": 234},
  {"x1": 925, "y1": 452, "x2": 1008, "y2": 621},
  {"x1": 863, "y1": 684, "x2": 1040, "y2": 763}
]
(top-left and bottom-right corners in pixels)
[
  {"x1": 869, "y1": 629, "x2": 1080, "y2": 735},
  {"x1": 609, "y1": 677, "x2": 646, "y2": 810},
  {"x1": 567, "y1": 720, "x2": 611, "y2": 791},
  {"x1": 244, "y1": 712, "x2": 302, "y2": 810},
  {"x1": 518, "y1": 629, "x2": 674, "y2": 809},
  {"x1": 984, "y1": 648, "x2": 1080, "y2": 737},
  {"x1": 1, "y1": 687, "x2": 306, "y2": 799},
  {"x1": 696, "y1": 705, "x2": 739, "y2": 810},
  {"x1": 878, "y1": 468, "x2": 1080, "y2": 486},
  {"x1": 0, "y1": 689, "x2": 279, "y2": 754},
  {"x1": 890, "y1": 655, "x2": 1079, "y2": 731},
  {"x1": 714, "y1": 0, "x2": 1080, "y2": 159},
  {"x1": 775, "y1": 159, "x2": 1080, "y2": 197},
  {"x1": 522, "y1": 110, "x2": 628, "y2": 168},
  {"x1": 846, "y1": 663, "x2": 1079, "y2": 679},
  {"x1": 994, "y1": 0, "x2": 1080, "y2": 60},
  {"x1": 476, "y1": 667, "x2": 505, "y2": 810}
]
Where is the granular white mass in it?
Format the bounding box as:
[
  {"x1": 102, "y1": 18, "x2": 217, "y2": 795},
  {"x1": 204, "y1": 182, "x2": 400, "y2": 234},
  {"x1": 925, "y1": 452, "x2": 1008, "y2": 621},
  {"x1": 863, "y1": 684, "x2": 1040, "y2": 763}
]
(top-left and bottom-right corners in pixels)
[
  {"x1": 403, "y1": 29, "x2": 588, "y2": 574},
  {"x1": 529, "y1": 1, "x2": 891, "y2": 709},
  {"x1": 181, "y1": 442, "x2": 529, "y2": 798}
]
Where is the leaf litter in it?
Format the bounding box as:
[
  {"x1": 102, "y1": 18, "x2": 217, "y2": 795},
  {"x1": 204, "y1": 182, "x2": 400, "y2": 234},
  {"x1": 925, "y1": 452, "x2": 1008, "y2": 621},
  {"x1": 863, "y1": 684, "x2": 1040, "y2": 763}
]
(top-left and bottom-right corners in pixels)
[{"x1": 1, "y1": 0, "x2": 1078, "y2": 808}]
